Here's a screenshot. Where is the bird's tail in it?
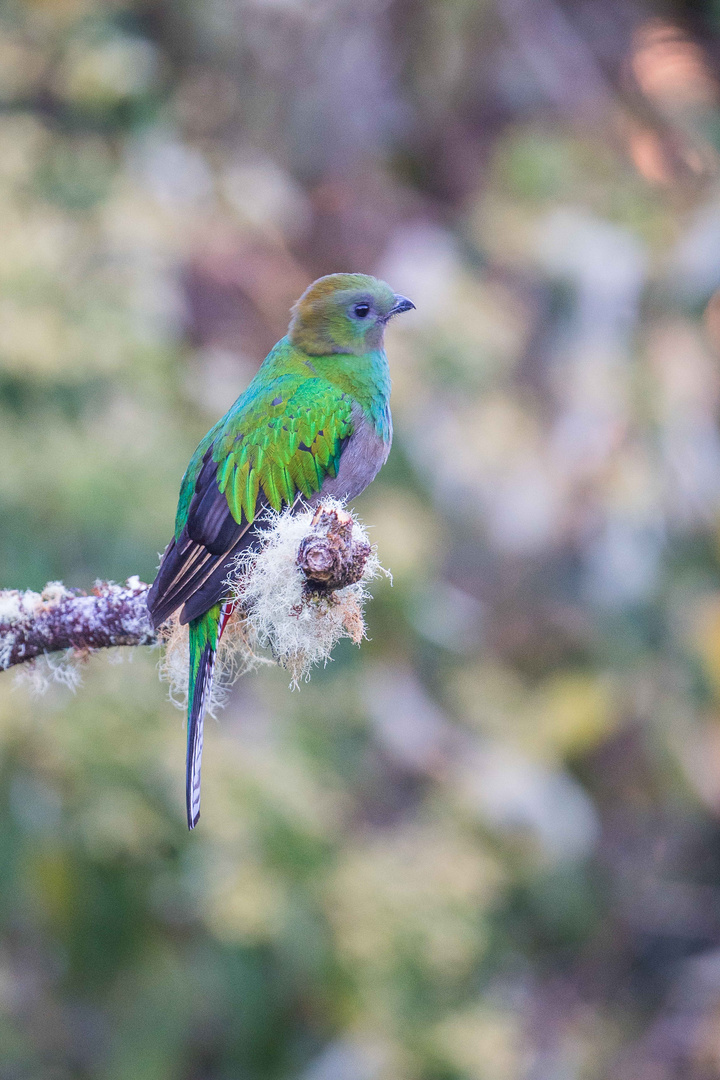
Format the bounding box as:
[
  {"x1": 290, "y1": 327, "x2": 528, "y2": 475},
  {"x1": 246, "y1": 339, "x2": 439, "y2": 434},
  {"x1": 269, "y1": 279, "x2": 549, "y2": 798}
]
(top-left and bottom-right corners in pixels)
[{"x1": 186, "y1": 600, "x2": 234, "y2": 830}]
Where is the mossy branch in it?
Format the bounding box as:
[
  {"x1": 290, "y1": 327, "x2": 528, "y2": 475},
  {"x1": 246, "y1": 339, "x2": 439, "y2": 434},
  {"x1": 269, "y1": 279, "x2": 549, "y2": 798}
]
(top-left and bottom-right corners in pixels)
[
  {"x1": 0, "y1": 505, "x2": 374, "y2": 674},
  {"x1": 0, "y1": 579, "x2": 155, "y2": 670}
]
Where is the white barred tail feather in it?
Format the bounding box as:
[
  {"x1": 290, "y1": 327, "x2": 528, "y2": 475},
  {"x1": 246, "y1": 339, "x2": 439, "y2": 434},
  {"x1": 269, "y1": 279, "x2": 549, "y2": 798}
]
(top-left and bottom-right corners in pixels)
[
  {"x1": 185, "y1": 600, "x2": 234, "y2": 830},
  {"x1": 186, "y1": 644, "x2": 213, "y2": 829}
]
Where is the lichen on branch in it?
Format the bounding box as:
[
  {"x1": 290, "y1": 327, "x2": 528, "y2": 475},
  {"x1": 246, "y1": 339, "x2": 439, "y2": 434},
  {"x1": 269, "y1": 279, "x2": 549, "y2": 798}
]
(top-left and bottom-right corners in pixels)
[
  {"x1": 0, "y1": 501, "x2": 388, "y2": 701},
  {"x1": 0, "y1": 578, "x2": 155, "y2": 673},
  {"x1": 233, "y1": 500, "x2": 386, "y2": 687},
  {"x1": 161, "y1": 501, "x2": 388, "y2": 710}
]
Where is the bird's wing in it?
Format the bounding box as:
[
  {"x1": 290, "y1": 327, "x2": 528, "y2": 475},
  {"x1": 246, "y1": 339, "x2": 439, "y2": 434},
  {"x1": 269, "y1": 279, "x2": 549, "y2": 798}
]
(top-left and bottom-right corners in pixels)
[{"x1": 147, "y1": 375, "x2": 354, "y2": 627}]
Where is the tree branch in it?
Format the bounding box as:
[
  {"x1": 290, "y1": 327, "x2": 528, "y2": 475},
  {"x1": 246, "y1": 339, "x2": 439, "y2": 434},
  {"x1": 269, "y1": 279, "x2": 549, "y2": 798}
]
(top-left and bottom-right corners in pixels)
[
  {"x1": 298, "y1": 505, "x2": 371, "y2": 593},
  {"x1": 0, "y1": 578, "x2": 155, "y2": 671},
  {"x1": 0, "y1": 504, "x2": 372, "y2": 672}
]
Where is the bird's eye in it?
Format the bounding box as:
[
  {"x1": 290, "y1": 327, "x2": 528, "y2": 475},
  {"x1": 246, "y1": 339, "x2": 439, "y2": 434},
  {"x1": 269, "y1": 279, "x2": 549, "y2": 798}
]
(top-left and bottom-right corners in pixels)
[{"x1": 354, "y1": 303, "x2": 370, "y2": 318}]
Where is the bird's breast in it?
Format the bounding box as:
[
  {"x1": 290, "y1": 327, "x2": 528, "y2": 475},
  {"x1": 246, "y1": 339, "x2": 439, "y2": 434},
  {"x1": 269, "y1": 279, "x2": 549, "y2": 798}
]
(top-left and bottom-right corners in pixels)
[{"x1": 313, "y1": 406, "x2": 391, "y2": 504}]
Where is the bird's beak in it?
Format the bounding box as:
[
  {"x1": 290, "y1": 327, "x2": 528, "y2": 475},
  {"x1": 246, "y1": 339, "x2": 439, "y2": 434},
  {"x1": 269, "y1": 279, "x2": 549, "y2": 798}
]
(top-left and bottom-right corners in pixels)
[{"x1": 386, "y1": 295, "x2": 416, "y2": 320}]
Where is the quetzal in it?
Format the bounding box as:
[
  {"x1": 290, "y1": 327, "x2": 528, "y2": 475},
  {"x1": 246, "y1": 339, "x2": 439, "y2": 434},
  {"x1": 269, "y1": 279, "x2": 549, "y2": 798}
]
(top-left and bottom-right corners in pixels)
[{"x1": 147, "y1": 273, "x2": 414, "y2": 829}]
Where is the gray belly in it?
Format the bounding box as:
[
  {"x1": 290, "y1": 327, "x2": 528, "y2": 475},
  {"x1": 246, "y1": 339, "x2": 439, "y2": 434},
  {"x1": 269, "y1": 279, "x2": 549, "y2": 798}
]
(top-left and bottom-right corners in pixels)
[{"x1": 312, "y1": 406, "x2": 391, "y2": 504}]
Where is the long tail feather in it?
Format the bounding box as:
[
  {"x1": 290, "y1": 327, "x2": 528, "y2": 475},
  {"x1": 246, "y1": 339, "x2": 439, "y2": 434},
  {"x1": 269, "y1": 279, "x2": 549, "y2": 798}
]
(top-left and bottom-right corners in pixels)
[{"x1": 186, "y1": 601, "x2": 234, "y2": 829}]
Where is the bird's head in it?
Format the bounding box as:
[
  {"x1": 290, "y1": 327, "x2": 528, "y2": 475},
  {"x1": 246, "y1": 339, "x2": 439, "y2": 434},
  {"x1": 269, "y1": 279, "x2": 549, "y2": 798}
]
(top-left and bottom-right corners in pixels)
[{"x1": 288, "y1": 273, "x2": 415, "y2": 355}]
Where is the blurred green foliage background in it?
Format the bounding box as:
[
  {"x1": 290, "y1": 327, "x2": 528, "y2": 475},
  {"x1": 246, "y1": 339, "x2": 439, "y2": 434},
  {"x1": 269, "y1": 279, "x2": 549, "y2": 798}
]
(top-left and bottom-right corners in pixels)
[{"x1": 5, "y1": 0, "x2": 720, "y2": 1076}]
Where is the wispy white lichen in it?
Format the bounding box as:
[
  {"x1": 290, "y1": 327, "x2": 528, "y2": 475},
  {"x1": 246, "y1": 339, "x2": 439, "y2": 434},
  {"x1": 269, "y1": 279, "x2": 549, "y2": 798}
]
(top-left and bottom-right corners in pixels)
[
  {"x1": 14, "y1": 650, "x2": 84, "y2": 694},
  {"x1": 41, "y1": 582, "x2": 74, "y2": 606},
  {"x1": 3, "y1": 582, "x2": 83, "y2": 692},
  {"x1": 158, "y1": 612, "x2": 267, "y2": 718},
  {"x1": 0, "y1": 589, "x2": 38, "y2": 626},
  {"x1": 231, "y1": 499, "x2": 388, "y2": 688},
  {"x1": 158, "y1": 500, "x2": 389, "y2": 711}
]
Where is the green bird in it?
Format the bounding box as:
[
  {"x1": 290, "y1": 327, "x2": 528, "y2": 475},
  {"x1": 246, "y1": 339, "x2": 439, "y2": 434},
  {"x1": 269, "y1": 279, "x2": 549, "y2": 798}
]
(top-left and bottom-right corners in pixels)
[{"x1": 147, "y1": 273, "x2": 415, "y2": 828}]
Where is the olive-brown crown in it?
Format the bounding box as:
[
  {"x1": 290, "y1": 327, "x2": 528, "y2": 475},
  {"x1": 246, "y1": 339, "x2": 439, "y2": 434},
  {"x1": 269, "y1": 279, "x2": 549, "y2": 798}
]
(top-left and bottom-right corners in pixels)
[{"x1": 288, "y1": 273, "x2": 407, "y2": 355}]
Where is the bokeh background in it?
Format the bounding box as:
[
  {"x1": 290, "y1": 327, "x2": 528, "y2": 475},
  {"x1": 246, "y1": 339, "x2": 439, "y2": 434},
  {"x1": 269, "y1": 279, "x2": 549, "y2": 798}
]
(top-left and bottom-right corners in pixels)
[{"x1": 5, "y1": 0, "x2": 720, "y2": 1076}]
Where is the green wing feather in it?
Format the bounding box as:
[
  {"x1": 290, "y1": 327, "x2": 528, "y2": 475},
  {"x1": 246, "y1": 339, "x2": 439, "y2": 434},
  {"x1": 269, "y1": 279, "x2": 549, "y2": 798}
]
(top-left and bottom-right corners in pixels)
[{"x1": 177, "y1": 373, "x2": 354, "y2": 536}]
